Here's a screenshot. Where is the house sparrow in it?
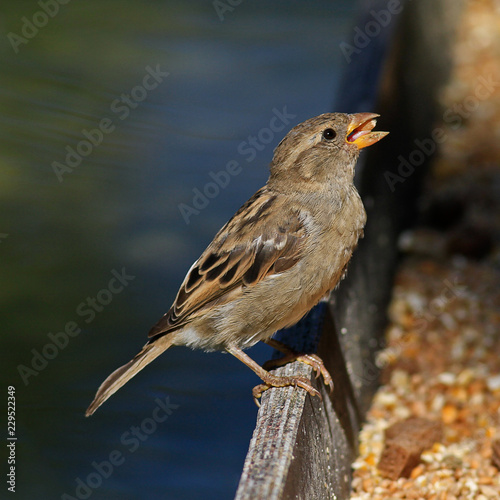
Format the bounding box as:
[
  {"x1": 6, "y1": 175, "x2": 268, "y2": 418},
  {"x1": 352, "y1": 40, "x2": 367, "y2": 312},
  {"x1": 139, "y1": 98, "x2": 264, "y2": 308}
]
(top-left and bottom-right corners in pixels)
[{"x1": 86, "y1": 112, "x2": 388, "y2": 416}]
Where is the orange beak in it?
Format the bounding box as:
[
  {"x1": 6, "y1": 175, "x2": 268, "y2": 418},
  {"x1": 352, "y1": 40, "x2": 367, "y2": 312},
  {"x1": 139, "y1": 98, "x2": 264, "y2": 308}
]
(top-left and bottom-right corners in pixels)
[{"x1": 346, "y1": 113, "x2": 389, "y2": 150}]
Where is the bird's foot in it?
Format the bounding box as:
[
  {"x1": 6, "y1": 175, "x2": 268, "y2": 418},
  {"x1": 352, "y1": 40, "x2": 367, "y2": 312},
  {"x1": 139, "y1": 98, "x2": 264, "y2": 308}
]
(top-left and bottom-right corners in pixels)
[
  {"x1": 252, "y1": 374, "x2": 321, "y2": 407},
  {"x1": 263, "y1": 340, "x2": 334, "y2": 394},
  {"x1": 225, "y1": 344, "x2": 326, "y2": 408}
]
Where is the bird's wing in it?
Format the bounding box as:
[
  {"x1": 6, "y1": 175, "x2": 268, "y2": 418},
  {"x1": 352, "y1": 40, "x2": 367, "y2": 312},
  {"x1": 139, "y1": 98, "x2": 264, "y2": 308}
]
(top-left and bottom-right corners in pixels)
[{"x1": 148, "y1": 187, "x2": 307, "y2": 339}]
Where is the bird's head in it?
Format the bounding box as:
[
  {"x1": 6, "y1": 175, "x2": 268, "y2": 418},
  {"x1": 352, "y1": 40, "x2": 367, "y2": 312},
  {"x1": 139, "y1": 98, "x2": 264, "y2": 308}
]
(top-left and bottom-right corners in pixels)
[{"x1": 269, "y1": 112, "x2": 388, "y2": 191}]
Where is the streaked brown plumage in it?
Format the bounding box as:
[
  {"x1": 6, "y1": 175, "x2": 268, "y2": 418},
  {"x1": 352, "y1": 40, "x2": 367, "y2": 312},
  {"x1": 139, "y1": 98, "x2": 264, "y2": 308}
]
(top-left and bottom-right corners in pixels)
[{"x1": 86, "y1": 112, "x2": 388, "y2": 416}]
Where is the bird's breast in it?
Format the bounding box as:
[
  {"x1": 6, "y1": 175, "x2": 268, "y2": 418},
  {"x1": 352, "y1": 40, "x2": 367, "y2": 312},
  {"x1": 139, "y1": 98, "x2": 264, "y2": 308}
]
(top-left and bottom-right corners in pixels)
[{"x1": 302, "y1": 188, "x2": 366, "y2": 295}]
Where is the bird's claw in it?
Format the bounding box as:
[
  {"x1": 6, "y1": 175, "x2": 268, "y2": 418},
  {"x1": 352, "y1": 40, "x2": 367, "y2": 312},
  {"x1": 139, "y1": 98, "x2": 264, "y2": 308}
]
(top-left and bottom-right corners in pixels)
[
  {"x1": 263, "y1": 352, "x2": 334, "y2": 394},
  {"x1": 296, "y1": 353, "x2": 334, "y2": 394},
  {"x1": 252, "y1": 376, "x2": 322, "y2": 408}
]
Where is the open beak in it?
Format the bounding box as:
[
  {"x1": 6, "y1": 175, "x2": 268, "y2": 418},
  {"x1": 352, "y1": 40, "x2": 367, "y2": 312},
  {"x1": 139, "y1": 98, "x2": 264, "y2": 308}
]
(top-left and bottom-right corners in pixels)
[{"x1": 346, "y1": 113, "x2": 389, "y2": 150}]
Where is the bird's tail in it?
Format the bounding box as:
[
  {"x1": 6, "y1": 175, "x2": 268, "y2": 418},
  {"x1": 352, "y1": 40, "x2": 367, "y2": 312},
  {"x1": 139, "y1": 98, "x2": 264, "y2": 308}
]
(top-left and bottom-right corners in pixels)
[{"x1": 85, "y1": 337, "x2": 173, "y2": 417}]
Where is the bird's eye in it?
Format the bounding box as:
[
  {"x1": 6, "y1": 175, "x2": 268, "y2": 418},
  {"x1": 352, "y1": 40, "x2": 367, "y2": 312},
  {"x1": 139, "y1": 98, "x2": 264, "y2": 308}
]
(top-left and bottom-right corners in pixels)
[{"x1": 322, "y1": 128, "x2": 336, "y2": 141}]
